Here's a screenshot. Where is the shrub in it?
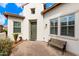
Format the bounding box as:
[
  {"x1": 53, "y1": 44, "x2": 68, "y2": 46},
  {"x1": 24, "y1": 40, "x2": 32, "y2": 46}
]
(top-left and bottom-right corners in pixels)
[{"x1": 0, "y1": 38, "x2": 13, "y2": 56}]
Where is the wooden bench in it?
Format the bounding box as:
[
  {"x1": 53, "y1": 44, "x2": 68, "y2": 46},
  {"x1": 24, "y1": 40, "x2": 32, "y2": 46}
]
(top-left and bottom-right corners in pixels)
[{"x1": 48, "y1": 38, "x2": 67, "y2": 55}]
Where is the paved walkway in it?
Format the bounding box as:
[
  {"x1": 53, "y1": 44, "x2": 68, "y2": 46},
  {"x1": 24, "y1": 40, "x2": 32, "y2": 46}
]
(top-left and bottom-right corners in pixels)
[{"x1": 10, "y1": 41, "x2": 74, "y2": 56}]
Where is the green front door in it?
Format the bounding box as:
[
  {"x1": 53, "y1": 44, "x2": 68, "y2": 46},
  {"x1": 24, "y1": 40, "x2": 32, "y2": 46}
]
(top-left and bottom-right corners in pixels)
[{"x1": 30, "y1": 22, "x2": 37, "y2": 41}]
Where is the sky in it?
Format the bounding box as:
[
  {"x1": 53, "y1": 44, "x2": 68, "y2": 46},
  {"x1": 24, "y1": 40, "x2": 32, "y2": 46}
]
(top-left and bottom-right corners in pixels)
[
  {"x1": 45, "y1": 3, "x2": 54, "y2": 9},
  {"x1": 0, "y1": 3, "x2": 23, "y2": 27},
  {"x1": 0, "y1": 3, "x2": 53, "y2": 27}
]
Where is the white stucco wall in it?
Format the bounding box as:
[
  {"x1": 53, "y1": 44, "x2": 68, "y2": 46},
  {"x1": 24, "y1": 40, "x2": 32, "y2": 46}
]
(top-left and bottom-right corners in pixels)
[
  {"x1": 43, "y1": 3, "x2": 79, "y2": 55},
  {"x1": 8, "y1": 16, "x2": 23, "y2": 41},
  {"x1": 22, "y1": 3, "x2": 44, "y2": 41}
]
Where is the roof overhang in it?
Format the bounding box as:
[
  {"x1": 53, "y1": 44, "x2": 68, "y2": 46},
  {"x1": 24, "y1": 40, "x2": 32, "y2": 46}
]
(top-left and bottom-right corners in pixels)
[
  {"x1": 21, "y1": 3, "x2": 29, "y2": 8},
  {"x1": 42, "y1": 3, "x2": 63, "y2": 15},
  {"x1": 0, "y1": 25, "x2": 3, "y2": 26},
  {"x1": 4, "y1": 12, "x2": 25, "y2": 19}
]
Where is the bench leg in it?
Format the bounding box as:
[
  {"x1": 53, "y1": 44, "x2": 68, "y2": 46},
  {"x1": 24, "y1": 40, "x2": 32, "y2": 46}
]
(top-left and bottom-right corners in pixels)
[
  {"x1": 62, "y1": 48, "x2": 66, "y2": 55},
  {"x1": 62, "y1": 50, "x2": 65, "y2": 55}
]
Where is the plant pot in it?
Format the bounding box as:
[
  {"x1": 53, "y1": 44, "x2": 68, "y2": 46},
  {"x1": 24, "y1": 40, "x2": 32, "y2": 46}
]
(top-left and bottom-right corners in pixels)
[
  {"x1": 13, "y1": 34, "x2": 18, "y2": 44},
  {"x1": 19, "y1": 37, "x2": 23, "y2": 41}
]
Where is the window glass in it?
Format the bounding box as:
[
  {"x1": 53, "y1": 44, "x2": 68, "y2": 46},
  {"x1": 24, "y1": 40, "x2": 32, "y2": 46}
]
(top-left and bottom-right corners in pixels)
[
  {"x1": 68, "y1": 26, "x2": 74, "y2": 36},
  {"x1": 61, "y1": 26, "x2": 67, "y2": 35},
  {"x1": 68, "y1": 14, "x2": 75, "y2": 25},
  {"x1": 61, "y1": 16, "x2": 67, "y2": 26}
]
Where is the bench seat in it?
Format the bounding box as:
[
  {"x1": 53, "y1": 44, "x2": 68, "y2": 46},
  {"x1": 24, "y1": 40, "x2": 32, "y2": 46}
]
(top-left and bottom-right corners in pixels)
[{"x1": 48, "y1": 38, "x2": 67, "y2": 55}]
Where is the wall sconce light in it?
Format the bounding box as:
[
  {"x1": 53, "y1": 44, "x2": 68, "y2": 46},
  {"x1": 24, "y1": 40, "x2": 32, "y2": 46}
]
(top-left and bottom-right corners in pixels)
[{"x1": 45, "y1": 24, "x2": 47, "y2": 28}]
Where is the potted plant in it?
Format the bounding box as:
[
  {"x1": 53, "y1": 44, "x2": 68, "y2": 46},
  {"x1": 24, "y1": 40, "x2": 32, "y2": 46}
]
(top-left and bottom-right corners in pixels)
[{"x1": 13, "y1": 33, "x2": 18, "y2": 43}]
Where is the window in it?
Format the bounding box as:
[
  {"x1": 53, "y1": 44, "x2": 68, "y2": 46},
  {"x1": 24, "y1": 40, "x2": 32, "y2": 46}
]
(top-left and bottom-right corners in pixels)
[
  {"x1": 13, "y1": 21, "x2": 21, "y2": 33},
  {"x1": 31, "y1": 8, "x2": 35, "y2": 14},
  {"x1": 60, "y1": 13, "x2": 75, "y2": 37},
  {"x1": 50, "y1": 18, "x2": 58, "y2": 35}
]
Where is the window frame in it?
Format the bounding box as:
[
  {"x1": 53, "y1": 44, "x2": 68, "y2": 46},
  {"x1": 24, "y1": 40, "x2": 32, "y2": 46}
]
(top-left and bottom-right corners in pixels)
[
  {"x1": 13, "y1": 21, "x2": 21, "y2": 33},
  {"x1": 30, "y1": 8, "x2": 35, "y2": 14},
  {"x1": 50, "y1": 18, "x2": 58, "y2": 35},
  {"x1": 60, "y1": 13, "x2": 75, "y2": 37}
]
